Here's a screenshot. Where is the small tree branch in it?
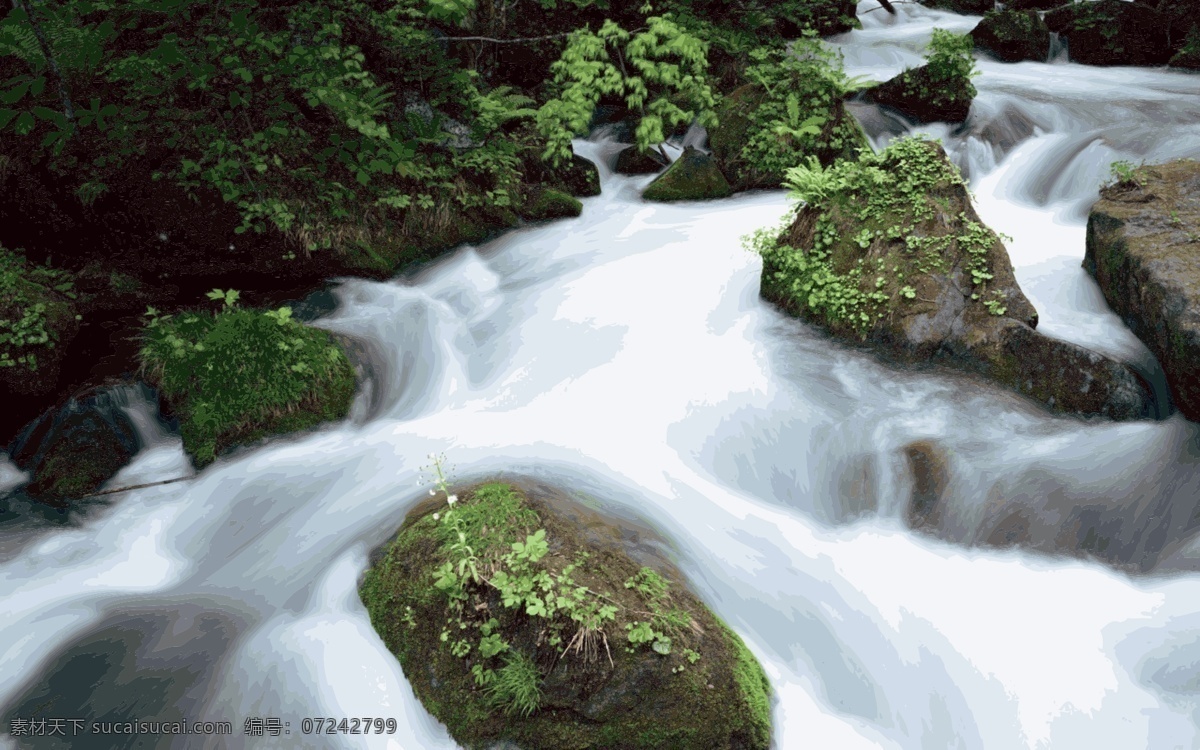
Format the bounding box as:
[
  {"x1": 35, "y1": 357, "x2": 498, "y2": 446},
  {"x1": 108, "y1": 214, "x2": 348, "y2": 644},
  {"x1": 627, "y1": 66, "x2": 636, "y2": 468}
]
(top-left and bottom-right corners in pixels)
[
  {"x1": 79, "y1": 475, "x2": 193, "y2": 499},
  {"x1": 442, "y1": 31, "x2": 573, "y2": 44},
  {"x1": 862, "y1": 0, "x2": 917, "y2": 14},
  {"x1": 11, "y1": 0, "x2": 75, "y2": 131}
]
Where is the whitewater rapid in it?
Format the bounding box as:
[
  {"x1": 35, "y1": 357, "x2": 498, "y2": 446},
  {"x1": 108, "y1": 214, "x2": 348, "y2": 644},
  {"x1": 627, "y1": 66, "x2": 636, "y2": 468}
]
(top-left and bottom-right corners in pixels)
[{"x1": 5, "y1": 2, "x2": 1200, "y2": 749}]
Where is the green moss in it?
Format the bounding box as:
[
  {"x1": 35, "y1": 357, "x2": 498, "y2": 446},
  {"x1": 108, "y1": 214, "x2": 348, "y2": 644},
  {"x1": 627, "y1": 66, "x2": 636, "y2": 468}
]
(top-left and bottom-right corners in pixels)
[
  {"x1": 748, "y1": 136, "x2": 1008, "y2": 338},
  {"x1": 721, "y1": 620, "x2": 773, "y2": 749},
  {"x1": 139, "y1": 302, "x2": 356, "y2": 466},
  {"x1": 361, "y1": 481, "x2": 773, "y2": 750},
  {"x1": 642, "y1": 149, "x2": 732, "y2": 202},
  {"x1": 522, "y1": 188, "x2": 583, "y2": 221}
]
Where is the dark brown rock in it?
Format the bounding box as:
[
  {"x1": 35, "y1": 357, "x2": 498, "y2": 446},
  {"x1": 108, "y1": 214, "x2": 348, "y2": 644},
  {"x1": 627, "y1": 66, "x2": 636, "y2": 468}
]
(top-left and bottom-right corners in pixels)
[
  {"x1": 9, "y1": 385, "x2": 144, "y2": 505},
  {"x1": 1084, "y1": 159, "x2": 1200, "y2": 421},
  {"x1": 971, "y1": 9, "x2": 1052, "y2": 62},
  {"x1": 614, "y1": 146, "x2": 669, "y2": 175},
  {"x1": 642, "y1": 147, "x2": 732, "y2": 202},
  {"x1": 904, "y1": 441, "x2": 950, "y2": 530},
  {"x1": 865, "y1": 65, "x2": 975, "y2": 124},
  {"x1": 1045, "y1": 0, "x2": 1172, "y2": 66}
]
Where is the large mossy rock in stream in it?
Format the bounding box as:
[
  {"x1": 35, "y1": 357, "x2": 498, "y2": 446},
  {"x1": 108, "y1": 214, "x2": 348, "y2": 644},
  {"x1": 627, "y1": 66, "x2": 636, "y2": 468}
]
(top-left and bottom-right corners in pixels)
[
  {"x1": 1084, "y1": 159, "x2": 1200, "y2": 422},
  {"x1": 643, "y1": 147, "x2": 733, "y2": 202},
  {"x1": 1045, "y1": 0, "x2": 1173, "y2": 66},
  {"x1": 864, "y1": 64, "x2": 975, "y2": 124},
  {"x1": 8, "y1": 385, "x2": 143, "y2": 505},
  {"x1": 360, "y1": 481, "x2": 772, "y2": 750},
  {"x1": 750, "y1": 137, "x2": 1154, "y2": 420},
  {"x1": 971, "y1": 9, "x2": 1052, "y2": 63},
  {"x1": 140, "y1": 304, "x2": 357, "y2": 467}
]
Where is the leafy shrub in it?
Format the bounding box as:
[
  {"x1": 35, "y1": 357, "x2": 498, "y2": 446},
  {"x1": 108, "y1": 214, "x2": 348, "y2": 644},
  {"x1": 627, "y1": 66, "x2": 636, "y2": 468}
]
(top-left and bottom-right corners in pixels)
[
  {"x1": 0, "y1": 246, "x2": 79, "y2": 371},
  {"x1": 0, "y1": 0, "x2": 543, "y2": 256},
  {"x1": 737, "y1": 37, "x2": 864, "y2": 178},
  {"x1": 535, "y1": 16, "x2": 718, "y2": 167},
  {"x1": 923, "y1": 28, "x2": 979, "y2": 100},
  {"x1": 139, "y1": 292, "x2": 356, "y2": 465}
]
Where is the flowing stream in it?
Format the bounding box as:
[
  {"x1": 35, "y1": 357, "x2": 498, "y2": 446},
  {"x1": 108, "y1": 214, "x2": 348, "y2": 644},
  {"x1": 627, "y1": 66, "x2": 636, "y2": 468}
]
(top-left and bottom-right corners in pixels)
[{"x1": 5, "y1": 2, "x2": 1200, "y2": 748}]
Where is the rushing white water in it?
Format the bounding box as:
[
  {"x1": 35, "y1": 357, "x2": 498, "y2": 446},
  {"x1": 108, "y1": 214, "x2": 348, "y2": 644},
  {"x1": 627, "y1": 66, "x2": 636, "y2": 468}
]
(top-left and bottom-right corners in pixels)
[{"x1": 5, "y1": 4, "x2": 1200, "y2": 749}]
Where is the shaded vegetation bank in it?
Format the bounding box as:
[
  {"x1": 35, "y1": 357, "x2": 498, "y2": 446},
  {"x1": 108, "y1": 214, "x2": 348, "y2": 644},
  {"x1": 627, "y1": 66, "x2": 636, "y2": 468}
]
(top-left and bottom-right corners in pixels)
[
  {"x1": 1, "y1": 0, "x2": 867, "y2": 453},
  {"x1": 361, "y1": 476, "x2": 772, "y2": 749}
]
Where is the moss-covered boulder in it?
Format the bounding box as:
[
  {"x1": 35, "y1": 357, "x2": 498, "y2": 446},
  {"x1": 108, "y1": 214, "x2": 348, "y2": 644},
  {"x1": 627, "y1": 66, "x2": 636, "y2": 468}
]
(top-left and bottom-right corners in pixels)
[
  {"x1": 864, "y1": 30, "x2": 977, "y2": 124},
  {"x1": 971, "y1": 9, "x2": 1051, "y2": 62},
  {"x1": 614, "y1": 146, "x2": 670, "y2": 175},
  {"x1": 1045, "y1": 0, "x2": 1172, "y2": 66},
  {"x1": 560, "y1": 154, "x2": 603, "y2": 197},
  {"x1": 521, "y1": 189, "x2": 584, "y2": 222},
  {"x1": 750, "y1": 137, "x2": 1153, "y2": 420},
  {"x1": 0, "y1": 247, "x2": 80, "y2": 401},
  {"x1": 361, "y1": 480, "x2": 772, "y2": 750},
  {"x1": 8, "y1": 386, "x2": 142, "y2": 505},
  {"x1": 643, "y1": 147, "x2": 732, "y2": 202},
  {"x1": 140, "y1": 299, "x2": 357, "y2": 467},
  {"x1": 1084, "y1": 159, "x2": 1200, "y2": 422},
  {"x1": 919, "y1": 0, "x2": 993, "y2": 15}
]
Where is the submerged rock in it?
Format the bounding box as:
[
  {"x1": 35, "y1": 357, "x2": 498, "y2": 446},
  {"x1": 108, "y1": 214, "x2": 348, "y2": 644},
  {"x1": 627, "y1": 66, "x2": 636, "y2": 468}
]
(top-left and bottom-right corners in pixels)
[
  {"x1": 361, "y1": 480, "x2": 772, "y2": 750},
  {"x1": 971, "y1": 9, "x2": 1052, "y2": 62},
  {"x1": 8, "y1": 385, "x2": 144, "y2": 504},
  {"x1": 752, "y1": 137, "x2": 1154, "y2": 420},
  {"x1": 642, "y1": 147, "x2": 732, "y2": 202},
  {"x1": 1084, "y1": 159, "x2": 1200, "y2": 421},
  {"x1": 1045, "y1": 0, "x2": 1172, "y2": 66},
  {"x1": 614, "y1": 146, "x2": 670, "y2": 175}
]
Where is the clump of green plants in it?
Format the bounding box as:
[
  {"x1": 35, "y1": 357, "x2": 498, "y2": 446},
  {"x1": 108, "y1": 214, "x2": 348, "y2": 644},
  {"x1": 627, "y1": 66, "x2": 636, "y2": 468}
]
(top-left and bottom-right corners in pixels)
[
  {"x1": 535, "y1": 15, "x2": 718, "y2": 167},
  {"x1": 139, "y1": 289, "x2": 356, "y2": 466},
  {"x1": 713, "y1": 34, "x2": 867, "y2": 188},
  {"x1": 920, "y1": 28, "x2": 979, "y2": 105},
  {"x1": 746, "y1": 136, "x2": 1010, "y2": 338},
  {"x1": 1105, "y1": 159, "x2": 1147, "y2": 188},
  {"x1": 0, "y1": 246, "x2": 80, "y2": 371}
]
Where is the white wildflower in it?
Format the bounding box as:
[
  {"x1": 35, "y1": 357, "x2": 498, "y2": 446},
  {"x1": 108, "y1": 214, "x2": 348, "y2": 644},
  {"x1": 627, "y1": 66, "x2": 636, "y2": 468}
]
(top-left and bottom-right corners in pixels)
[
  {"x1": 433, "y1": 513, "x2": 440, "y2": 521},
  {"x1": 429, "y1": 489, "x2": 436, "y2": 496},
  {"x1": 447, "y1": 494, "x2": 458, "y2": 506}
]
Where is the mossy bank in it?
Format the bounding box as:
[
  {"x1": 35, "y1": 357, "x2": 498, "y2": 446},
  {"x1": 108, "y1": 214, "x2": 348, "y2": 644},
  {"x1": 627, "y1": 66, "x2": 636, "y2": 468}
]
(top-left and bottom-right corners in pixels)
[{"x1": 361, "y1": 479, "x2": 772, "y2": 750}]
